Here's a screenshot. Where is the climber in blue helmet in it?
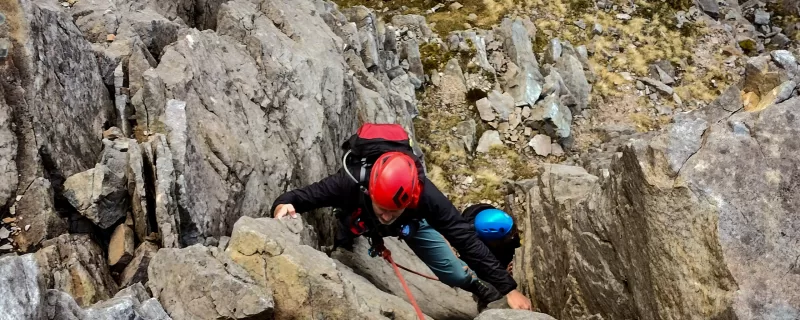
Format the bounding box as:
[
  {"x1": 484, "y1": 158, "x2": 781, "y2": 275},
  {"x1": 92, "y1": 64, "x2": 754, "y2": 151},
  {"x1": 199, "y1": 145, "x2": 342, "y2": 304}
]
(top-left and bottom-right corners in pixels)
[{"x1": 463, "y1": 204, "x2": 520, "y2": 273}]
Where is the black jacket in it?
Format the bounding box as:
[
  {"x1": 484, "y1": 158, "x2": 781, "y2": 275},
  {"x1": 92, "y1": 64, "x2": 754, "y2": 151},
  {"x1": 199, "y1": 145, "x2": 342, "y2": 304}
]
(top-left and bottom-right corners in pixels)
[
  {"x1": 270, "y1": 169, "x2": 518, "y2": 295},
  {"x1": 462, "y1": 204, "x2": 521, "y2": 269}
]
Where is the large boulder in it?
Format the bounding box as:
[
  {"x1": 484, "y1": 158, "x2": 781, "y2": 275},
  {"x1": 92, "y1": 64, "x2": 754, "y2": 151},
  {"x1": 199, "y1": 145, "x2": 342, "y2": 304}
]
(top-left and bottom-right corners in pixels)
[
  {"x1": 509, "y1": 96, "x2": 800, "y2": 319},
  {"x1": 227, "y1": 216, "x2": 432, "y2": 320},
  {"x1": 147, "y1": 244, "x2": 274, "y2": 320},
  {"x1": 333, "y1": 237, "x2": 479, "y2": 319},
  {"x1": 63, "y1": 164, "x2": 128, "y2": 229}
]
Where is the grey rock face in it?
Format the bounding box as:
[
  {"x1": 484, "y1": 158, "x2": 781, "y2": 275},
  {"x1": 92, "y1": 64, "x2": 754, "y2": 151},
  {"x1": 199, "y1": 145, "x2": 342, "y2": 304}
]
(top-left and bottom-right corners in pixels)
[
  {"x1": 0, "y1": 254, "x2": 44, "y2": 320},
  {"x1": 147, "y1": 244, "x2": 274, "y2": 320}
]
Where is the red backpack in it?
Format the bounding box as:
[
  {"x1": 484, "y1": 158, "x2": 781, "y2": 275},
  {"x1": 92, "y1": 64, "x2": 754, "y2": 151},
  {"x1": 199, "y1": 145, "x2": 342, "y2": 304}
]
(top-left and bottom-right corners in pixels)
[{"x1": 341, "y1": 123, "x2": 426, "y2": 205}]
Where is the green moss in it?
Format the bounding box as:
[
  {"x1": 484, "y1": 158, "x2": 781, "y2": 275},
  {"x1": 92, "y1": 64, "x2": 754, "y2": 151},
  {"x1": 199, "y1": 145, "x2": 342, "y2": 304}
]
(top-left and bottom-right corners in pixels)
[
  {"x1": 420, "y1": 42, "x2": 454, "y2": 72},
  {"x1": 566, "y1": 0, "x2": 595, "y2": 17}
]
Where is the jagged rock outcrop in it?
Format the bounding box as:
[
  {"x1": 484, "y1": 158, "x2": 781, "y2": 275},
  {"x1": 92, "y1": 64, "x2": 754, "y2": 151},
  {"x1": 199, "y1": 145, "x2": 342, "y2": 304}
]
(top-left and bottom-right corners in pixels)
[
  {"x1": 34, "y1": 234, "x2": 120, "y2": 307},
  {"x1": 333, "y1": 237, "x2": 479, "y2": 319},
  {"x1": 123, "y1": 0, "x2": 420, "y2": 246},
  {"x1": 226, "y1": 216, "x2": 432, "y2": 320},
  {"x1": 1, "y1": 253, "x2": 169, "y2": 320},
  {"x1": 45, "y1": 283, "x2": 172, "y2": 320},
  {"x1": 1, "y1": 0, "x2": 115, "y2": 186},
  {"x1": 510, "y1": 94, "x2": 800, "y2": 319}
]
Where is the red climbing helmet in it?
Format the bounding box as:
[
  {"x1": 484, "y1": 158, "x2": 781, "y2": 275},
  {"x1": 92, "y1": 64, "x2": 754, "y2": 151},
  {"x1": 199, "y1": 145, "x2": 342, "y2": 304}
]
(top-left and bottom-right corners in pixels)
[{"x1": 369, "y1": 152, "x2": 420, "y2": 210}]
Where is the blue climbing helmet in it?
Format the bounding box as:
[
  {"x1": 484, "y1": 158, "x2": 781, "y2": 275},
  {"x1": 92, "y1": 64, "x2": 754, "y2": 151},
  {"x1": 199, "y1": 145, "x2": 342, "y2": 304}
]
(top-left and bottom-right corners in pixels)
[{"x1": 474, "y1": 208, "x2": 514, "y2": 241}]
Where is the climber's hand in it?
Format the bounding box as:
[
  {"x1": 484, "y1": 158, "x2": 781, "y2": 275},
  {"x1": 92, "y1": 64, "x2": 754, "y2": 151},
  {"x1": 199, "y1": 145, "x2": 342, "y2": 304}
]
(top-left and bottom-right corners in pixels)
[
  {"x1": 273, "y1": 204, "x2": 297, "y2": 219},
  {"x1": 506, "y1": 290, "x2": 532, "y2": 310}
]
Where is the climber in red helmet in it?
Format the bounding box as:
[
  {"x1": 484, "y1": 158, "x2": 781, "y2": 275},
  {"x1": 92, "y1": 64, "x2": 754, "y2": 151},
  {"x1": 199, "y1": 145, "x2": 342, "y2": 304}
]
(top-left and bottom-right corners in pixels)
[{"x1": 270, "y1": 123, "x2": 532, "y2": 312}]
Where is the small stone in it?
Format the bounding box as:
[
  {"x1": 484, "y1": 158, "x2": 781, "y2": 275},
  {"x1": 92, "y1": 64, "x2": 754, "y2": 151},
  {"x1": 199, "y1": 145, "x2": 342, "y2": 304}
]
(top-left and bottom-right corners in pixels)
[
  {"x1": 107, "y1": 34, "x2": 116, "y2": 42},
  {"x1": 109, "y1": 224, "x2": 135, "y2": 268},
  {"x1": 103, "y1": 127, "x2": 124, "y2": 140},
  {"x1": 428, "y1": 3, "x2": 445, "y2": 14},
  {"x1": 449, "y1": 2, "x2": 463, "y2": 11},
  {"x1": 524, "y1": 127, "x2": 532, "y2": 136},
  {"x1": 467, "y1": 14, "x2": 478, "y2": 22},
  {"x1": 476, "y1": 130, "x2": 503, "y2": 153},
  {"x1": 528, "y1": 135, "x2": 552, "y2": 156},
  {"x1": 0, "y1": 244, "x2": 12, "y2": 251},
  {"x1": 463, "y1": 176, "x2": 474, "y2": 185},
  {"x1": 754, "y1": 9, "x2": 770, "y2": 25},
  {"x1": 551, "y1": 143, "x2": 565, "y2": 156},
  {"x1": 620, "y1": 72, "x2": 634, "y2": 82},
  {"x1": 498, "y1": 121, "x2": 510, "y2": 133},
  {"x1": 2, "y1": 217, "x2": 15, "y2": 224},
  {"x1": 770, "y1": 33, "x2": 791, "y2": 48},
  {"x1": 639, "y1": 77, "x2": 674, "y2": 95},
  {"x1": 650, "y1": 93, "x2": 659, "y2": 101},
  {"x1": 509, "y1": 112, "x2": 520, "y2": 130},
  {"x1": 8, "y1": 206, "x2": 14, "y2": 216},
  {"x1": 653, "y1": 65, "x2": 675, "y2": 85},
  {"x1": 476, "y1": 98, "x2": 496, "y2": 122},
  {"x1": 521, "y1": 106, "x2": 531, "y2": 119},
  {"x1": 616, "y1": 13, "x2": 632, "y2": 20},
  {"x1": 574, "y1": 20, "x2": 586, "y2": 29},
  {"x1": 60, "y1": 2, "x2": 70, "y2": 7},
  {"x1": 738, "y1": 36, "x2": 758, "y2": 52},
  {"x1": 636, "y1": 81, "x2": 645, "y2": 90},
  {"x1": 0, "y1": 227, "x2": 9, "y2": 239},
  {"x1": 463, "y1": 23, "x2": 472, "y2": 29},
  {"x1": 593, "y1": 23, "x2": 603, "y2": 35},
  {"x1": 24, "y1": 225, "x2": 30, "y2": 231},
  {"x1": 673, "y1": 93, "x2": 683, "y2": 106},
  {"x1": 0, "y1": 13, "x2": 5, "y2": 25}
]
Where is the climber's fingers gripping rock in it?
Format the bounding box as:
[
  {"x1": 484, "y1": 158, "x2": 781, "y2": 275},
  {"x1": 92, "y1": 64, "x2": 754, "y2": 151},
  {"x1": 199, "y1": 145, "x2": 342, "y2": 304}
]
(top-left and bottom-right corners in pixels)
[{"x1": 273, "y1": 204, "x2": 298, "y2": 219}]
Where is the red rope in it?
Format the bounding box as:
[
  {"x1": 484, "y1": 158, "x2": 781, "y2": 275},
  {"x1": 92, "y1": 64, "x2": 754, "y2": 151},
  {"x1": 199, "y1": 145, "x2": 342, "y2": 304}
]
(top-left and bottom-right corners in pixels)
[
  {"x1": 394, "y1": 262, "x2": 439, "y2": 281},
  {"x1": 381, "y1": 248, "x2": 427, "y2": 320}
]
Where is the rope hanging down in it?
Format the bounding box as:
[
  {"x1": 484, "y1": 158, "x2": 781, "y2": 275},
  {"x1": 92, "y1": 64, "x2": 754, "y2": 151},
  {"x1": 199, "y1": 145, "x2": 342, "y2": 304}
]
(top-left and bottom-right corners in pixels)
[{"x1": 379, "y1": 247, "x2": 431, "y2": 320}]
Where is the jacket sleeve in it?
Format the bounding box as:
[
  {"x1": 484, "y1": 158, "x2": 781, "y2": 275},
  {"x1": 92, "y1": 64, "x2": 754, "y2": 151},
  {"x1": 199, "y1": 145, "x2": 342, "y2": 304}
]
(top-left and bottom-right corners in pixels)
[
  {"x1": 418, "y1": 179, "x2": 518, "y2": 295},
  {"x1": 269, "y1": 169, "x2": 357, "y2": 215}
]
